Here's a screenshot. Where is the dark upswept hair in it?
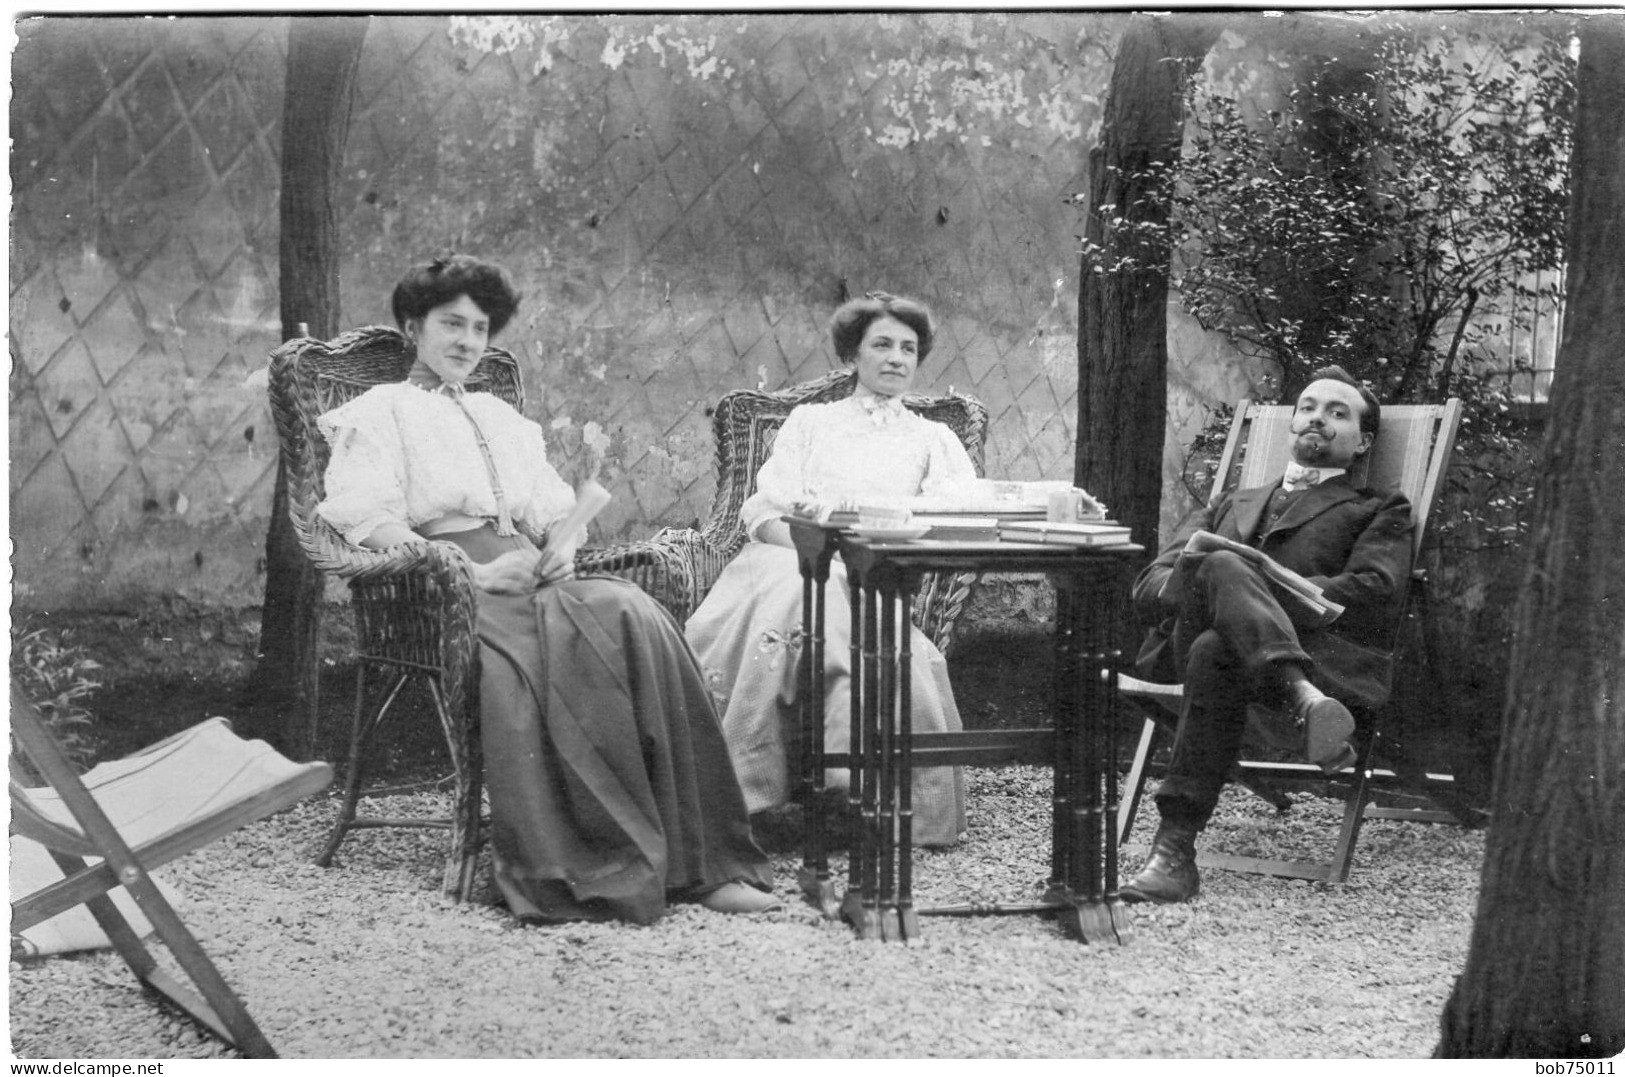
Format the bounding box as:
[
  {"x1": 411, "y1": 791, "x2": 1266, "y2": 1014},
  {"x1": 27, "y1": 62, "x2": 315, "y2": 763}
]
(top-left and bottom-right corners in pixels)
[
  {"x1": 829, "y1": 291, "x2": 935, "y2": 364},
  {"x1": 390, "y1": 254, "x2": 522, "y2": 337},
  {"x1": 1306, "y1": 363, "x2": 1381, "y2": 439}
]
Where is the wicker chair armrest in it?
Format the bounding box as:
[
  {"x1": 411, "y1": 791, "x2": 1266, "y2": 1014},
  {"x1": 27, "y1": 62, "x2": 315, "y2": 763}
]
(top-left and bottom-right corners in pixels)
[
  {"x1": 647, "y1": 527, "x2": 744, "y2": 618},
  {"x1": 574, "y1": 537, "x2": 701, "y2": 623},
  {"x1": 289, "y1": 510, "x2": 434, "y2": 580},
  {"x1": 292, "y1": 511, "x2": 481, "y2": 679}
]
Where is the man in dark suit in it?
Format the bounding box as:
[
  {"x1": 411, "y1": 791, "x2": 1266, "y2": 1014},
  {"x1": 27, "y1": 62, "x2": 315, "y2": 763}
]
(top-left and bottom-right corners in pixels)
[{"x1": 1122, "y1": 365, "x2": 1413, "y2": 903}]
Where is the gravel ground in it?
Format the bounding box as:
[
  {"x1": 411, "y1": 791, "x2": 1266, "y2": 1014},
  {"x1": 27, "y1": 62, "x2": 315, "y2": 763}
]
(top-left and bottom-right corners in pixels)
[{"x1": 8, "y1": 767, "x2": 1485, "y2": 1059}]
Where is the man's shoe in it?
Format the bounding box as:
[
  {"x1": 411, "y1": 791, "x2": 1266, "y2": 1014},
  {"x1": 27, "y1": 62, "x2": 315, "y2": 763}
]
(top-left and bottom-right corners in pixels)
[
  {"x1": 1120, "y1": 820, "x2": 1200, "y2": 904},
  {"x1": 1295, "y1": 692, "x2": 1356, "y2": 772}
]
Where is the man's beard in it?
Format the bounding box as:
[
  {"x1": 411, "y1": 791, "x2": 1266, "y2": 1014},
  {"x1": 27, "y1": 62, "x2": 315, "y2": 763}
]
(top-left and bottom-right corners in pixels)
[{"x1": 1292, "y1": 425, "x2": 1335, "y2": 461}]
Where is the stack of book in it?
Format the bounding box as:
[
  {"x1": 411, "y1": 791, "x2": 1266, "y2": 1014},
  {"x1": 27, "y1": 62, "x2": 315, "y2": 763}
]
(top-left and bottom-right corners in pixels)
[
  {"x1": 793, "y1": 504, "x2": 900, "y2": 528},
  {"x1": 914, "y1": 515, "x2": 1003, "y2": 541},
  {"x1": 995, "y1": 519, "x2": 1135, "y2": 547}
]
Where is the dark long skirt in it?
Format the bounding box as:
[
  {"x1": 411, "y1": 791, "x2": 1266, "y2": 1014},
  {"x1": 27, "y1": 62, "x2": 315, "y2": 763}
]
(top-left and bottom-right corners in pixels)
[{"x1": 440, "y1": 527, "x2": 772, "y2": 925}]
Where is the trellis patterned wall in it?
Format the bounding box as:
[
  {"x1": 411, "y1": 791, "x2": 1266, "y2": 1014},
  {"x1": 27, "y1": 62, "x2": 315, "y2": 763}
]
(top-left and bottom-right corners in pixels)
[{"x1": 10, "y1": 13, "x2": 1128, "y2": 610}]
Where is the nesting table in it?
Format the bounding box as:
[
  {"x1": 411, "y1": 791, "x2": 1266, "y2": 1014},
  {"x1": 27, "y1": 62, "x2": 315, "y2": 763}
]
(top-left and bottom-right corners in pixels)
[{"x1": 787, "y1": 517, "x2": 1144, "y2": 945}]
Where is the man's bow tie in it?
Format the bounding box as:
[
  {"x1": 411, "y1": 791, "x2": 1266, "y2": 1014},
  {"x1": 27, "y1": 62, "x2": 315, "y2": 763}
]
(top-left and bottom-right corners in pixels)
[
  {"x1": 858, "y1": 393, "x2": 906, "y2": 426},
  {"x1": 1283, "y1": 461, "x2": 1323, "y2": 492}
]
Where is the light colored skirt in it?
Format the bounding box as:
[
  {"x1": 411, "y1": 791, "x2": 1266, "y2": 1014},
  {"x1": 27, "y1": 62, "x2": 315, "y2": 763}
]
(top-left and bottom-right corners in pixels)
[
  {"x1": 441, "y1": 527, "x2": 772, "y2": 925},
  {"x1": 684, "y1": 542, "x2": 967, "y2": 846}
]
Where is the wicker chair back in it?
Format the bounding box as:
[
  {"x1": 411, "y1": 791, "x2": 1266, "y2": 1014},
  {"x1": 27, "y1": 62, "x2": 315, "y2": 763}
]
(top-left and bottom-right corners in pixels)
[
  {"x1": 699, "y1": 368, "x2": 989, "y2": 559},
  {"x1": 666, "y1": 367, "x2": 988, "y2": 653}
]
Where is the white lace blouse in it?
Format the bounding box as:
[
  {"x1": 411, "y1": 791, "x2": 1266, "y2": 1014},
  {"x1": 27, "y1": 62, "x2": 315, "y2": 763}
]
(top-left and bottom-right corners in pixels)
[
  {"x1": 740, "y1": 392, "x2": 981, "y2": 540},
  {"x1": 316, "y1": 382, "x2": 576, "y2": 546}
]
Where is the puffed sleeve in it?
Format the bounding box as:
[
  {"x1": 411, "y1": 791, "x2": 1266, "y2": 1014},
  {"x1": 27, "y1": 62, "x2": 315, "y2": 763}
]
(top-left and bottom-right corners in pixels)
[
  {"x1": 316, "y1": 396, "x2": 411, "y2": 547},
  {"x1": 914, "y1": 420, "x2": 981, "y2": 503},
  {"x1": 739, "y1": 405, "x2": 814, "y2": 541}
]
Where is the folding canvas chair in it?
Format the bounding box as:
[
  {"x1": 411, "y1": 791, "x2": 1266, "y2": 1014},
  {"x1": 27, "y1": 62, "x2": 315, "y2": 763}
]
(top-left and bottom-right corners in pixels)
[
  {"x1": 268, "y1": 326, "x2": 691, "y2": 900},
  {"x1": 640, "y1": 367, "x2": 990, "y2": 654},
  {"x1": 1115, "y1": 396, "x2": 1475, "y2": 883},
  {"x1": 9, "y1": 683, "x2": 333, "y2": 1057}
]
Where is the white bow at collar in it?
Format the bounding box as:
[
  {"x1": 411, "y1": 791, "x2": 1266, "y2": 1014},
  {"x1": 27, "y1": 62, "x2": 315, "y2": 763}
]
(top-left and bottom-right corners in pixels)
[
  {"x1": 855, "y1": 391, "x2": 907, "y2": 427},
  {"x1": 408, "y1": 375, "x2": 466, "y2": 398}
]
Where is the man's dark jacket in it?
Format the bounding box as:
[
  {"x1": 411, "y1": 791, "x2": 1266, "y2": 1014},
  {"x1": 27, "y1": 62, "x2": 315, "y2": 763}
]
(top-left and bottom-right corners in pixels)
[{"x1": 1131, "y1": 476, "x2": 1414, "y2": 710}]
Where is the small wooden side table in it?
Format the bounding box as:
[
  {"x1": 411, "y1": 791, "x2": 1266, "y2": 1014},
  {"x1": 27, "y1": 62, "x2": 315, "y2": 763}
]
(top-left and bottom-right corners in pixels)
[{"x1": 788, "y1": 517, "x2": 1144, "y2": 944}]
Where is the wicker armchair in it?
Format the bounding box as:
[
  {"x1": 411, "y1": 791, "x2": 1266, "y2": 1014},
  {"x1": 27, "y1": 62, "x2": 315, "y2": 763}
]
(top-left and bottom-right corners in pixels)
[
  {"x1": 267, "y1": 325, "x2": 693, "y2": 901},
  {"x1": 645, "y1": 367, "x2": 990, "y2": 656}
]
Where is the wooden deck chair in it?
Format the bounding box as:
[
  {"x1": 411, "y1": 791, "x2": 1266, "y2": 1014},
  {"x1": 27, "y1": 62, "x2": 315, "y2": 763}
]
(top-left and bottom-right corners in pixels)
[
  {"x1": 9, "y1": 684, "x2": 333, "y2": 1057},
  {"x1": 1115, "y1": 396, "x2": 1476, "y2": 883}
]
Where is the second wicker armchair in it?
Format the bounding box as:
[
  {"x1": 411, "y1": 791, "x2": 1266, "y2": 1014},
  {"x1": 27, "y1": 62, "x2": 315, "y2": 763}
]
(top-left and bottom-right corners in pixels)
[{"x1": 642, "y1": 367, "x2": 990, "y2": 656}]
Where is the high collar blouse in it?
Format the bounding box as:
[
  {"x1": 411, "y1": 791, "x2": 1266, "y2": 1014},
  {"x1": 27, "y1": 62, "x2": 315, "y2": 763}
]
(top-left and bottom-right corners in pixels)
[
  {"x1": 739, "y1": 393, "x2": 980, "y2": 540},
  {"x1": 315, "y1": 382, "x2": 576, "y2": 547}
]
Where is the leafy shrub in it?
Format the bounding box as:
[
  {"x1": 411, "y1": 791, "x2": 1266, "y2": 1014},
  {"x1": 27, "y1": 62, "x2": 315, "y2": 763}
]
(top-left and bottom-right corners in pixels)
[
  {"x1": 1087, "y1": 23, "x2": 1574, "y2": 404},
  {"x1": 10, "y1": 621, "x2": 102, "y2": 775},
  {"x1": 1087, "y1": 22, "x2": 1573, "y2": 537}
]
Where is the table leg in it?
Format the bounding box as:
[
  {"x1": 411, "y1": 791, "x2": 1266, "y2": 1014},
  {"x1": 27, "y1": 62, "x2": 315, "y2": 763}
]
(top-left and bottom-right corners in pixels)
[
  {"x1": 876, "y1": 575, "x2": 901, "y2": 941},
  {"x1": 796, "y1": 550, "x2": 839, "y2": 917},
  {"x1": 1054, "y1": 566, "x2": 1132, "y2": 945},
  {"x1": 1043, "y1": 579, "x2": 1077, "y2": 907},
  {"x1": 1099, "y1": 563, "x2": 1134, "y2": 943},
  {"x1": 841, "y1": 569, "x2": 885, "y2": 939},
  {"x1": 894, "y1": 577, "x2": 921, "y2": 942},
  {"x1": 1103, "y1": 647, "x2": 1131, "y2": 942},
  {"x1": 1061, "y1": 644, "x2": 1115, "y2": 943}
]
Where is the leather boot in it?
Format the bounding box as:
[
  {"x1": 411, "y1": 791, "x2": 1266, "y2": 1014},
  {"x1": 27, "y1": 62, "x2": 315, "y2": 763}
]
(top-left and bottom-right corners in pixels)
[{"x1": 1120, "y1": 817, "x2": 1201, "y2": 904}]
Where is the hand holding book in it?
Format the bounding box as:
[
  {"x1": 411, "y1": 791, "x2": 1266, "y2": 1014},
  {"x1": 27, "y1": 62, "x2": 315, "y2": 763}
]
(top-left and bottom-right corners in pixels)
[
  {"x1": 533, "y1": 479, "x2": 613, "y2": 586},
  {"x1": 1164, "y1": 530, "x2": 1344, "y2": 624}
]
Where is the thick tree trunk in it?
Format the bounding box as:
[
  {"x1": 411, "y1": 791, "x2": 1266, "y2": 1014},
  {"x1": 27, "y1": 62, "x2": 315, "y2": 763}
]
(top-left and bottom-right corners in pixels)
[
  {"x1": 1075, "y1": 15, "x2": 1221, "y2": 552},
  {"x1": 1435, "y1": 16, "x2": 1625, "y2": 1058},
  {"x1": 247, "y1": 16, "x2": 367, "y2": 755}
]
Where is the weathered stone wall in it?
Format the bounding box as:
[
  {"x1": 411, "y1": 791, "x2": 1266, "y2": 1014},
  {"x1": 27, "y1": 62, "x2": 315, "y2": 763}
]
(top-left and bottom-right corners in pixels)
[{"x1": 10, "y1": 13, "x2": 1132, "y2": 610}]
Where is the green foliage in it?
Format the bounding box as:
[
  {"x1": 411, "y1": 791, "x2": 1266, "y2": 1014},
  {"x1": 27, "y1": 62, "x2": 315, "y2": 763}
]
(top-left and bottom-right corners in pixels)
[{"x1": 10, "y1": 620, "x2": 102, "y2": 774}]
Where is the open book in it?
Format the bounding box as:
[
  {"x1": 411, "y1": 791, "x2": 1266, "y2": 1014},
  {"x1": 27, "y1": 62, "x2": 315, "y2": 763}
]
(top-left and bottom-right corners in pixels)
[{"x1": 1168, "y1": 530, "x2": 1345, "y2": 621}]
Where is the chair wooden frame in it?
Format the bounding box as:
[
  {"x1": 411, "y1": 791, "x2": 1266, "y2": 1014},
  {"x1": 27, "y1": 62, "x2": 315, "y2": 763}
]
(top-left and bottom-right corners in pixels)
[
  {"x1": 1115, "y1": 396, "x2": 1477, "y2": 883},
  {"x1": 9, "y1": 684, "x2": 333, "y2": 1057},
  {"x1": 268, "y1": 325, "x2": 693, "y2": 901},
  {"x1": 641, "y1": 367, "x2": 991, "y2": 655}
]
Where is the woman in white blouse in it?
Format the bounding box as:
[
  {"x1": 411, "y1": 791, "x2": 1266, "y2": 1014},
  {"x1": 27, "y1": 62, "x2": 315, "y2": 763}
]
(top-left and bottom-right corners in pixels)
[
  {"x1": 317, "y1": 255, "x2": 777, "y2": 923},
  {"x1": 685, "y1": 293, "x2": 981, "y2": 846}
]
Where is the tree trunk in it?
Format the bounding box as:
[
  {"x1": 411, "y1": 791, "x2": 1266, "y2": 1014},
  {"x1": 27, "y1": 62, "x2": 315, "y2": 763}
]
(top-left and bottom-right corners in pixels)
[
  {"x1": 1435, "y1": 16, "x2": 1625, "y2": 1058},
  {"x1": 247, "y1": 16, "x2": 367, "y2": 756},
  {"x1": 1075, "y1": 14, "x2": 1222, "y2": 552}
]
